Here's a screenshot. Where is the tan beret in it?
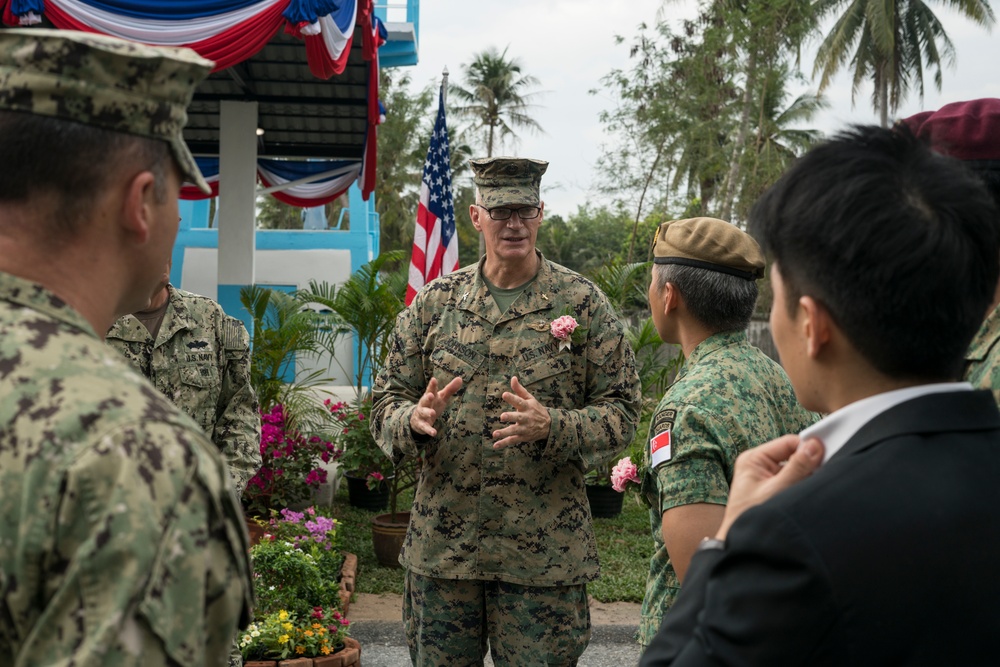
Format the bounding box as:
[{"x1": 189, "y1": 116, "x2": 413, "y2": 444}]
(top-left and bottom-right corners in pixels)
[
  {"x1": 0, "y1": 28, "x2": 214, "y2": 193},
  {"x1": 652, "y1": 217, "x2": 765, "y2": 280},
  {"x1": 470, "y1": 156, "x2": 548, "y2": 208}
]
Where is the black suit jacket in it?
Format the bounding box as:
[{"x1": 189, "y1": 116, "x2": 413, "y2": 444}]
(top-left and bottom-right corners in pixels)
[{"x1": 640, "y1": 390, "x2": 1000, "y2": 666}]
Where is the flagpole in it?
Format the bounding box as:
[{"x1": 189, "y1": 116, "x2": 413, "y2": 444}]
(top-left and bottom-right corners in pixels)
[{"x1": 441, "y1": 66, "x2": 448, "y2": 106}]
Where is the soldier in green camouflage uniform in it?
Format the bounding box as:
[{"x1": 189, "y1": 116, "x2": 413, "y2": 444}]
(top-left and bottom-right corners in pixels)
[
  {"x1": 638, "y1": 217, "x2": 816, "y2": 647},
  {"x1": 107, "y1": 279, "x2": 262, "y2": 495},
  {"x1": 901, "y1": 99, "x2": 1000, "y2": 407},
  {"x1": 372, "y1": 157, "x2": 642, "y2": 666},
  {"x1": 0, "y1": 29, "x2": 252, "y2": 666}
]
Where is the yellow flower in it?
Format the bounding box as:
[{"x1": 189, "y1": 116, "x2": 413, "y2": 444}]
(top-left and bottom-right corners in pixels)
[
  {"x1": 282, "y1": 622, "x2": 293, "y2": 631},
  {"x1": 278, "y1": 610, "x2": 289, "y2": 621},
  {"x1": 278, "y1": 634, "x2": 290, "y2": 644}
]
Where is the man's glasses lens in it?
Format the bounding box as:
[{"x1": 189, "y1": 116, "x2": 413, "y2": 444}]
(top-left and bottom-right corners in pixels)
[{"x1": 487, "y1": 206, "x2": 540, "y2": 221}]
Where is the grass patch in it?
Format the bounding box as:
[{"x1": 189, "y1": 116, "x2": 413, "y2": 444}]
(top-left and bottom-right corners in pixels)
[{"x1": 330, "y1": 480, "x2": 651, "y2": 602}]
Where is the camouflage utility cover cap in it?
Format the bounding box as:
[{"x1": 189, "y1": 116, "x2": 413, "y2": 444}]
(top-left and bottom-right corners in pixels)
[
  {"x1": 653, "y1": 217, "x2": 765, "y2": 280},
  {"x1": 0, "y1": 28, "x2": 214, "y2": 193},
  {"x1": 470, "y1": 156, "x2": 548, "y2": 208}
]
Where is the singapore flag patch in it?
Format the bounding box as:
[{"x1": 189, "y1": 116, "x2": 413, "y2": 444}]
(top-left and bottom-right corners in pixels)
[{"x1": 649, "y1": 409, "x2": 675, "y2": 468}]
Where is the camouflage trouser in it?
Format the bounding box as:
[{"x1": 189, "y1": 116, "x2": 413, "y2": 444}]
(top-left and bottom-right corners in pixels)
[
  {"x1": 403, "y1": 571, "x2": 591, "y2": 667},
  {"x1": 229, "y1": 636, "x2": 242, "y2": 667}
]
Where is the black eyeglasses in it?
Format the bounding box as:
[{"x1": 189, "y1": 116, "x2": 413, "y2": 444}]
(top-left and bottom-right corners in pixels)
[{"x1": 477, "y1": 205, "x2": 541, "y2": 221}]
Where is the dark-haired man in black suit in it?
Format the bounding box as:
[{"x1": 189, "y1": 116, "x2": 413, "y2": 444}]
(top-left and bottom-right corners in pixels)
[{"x1": 640, "y1": 124, "x2": 1000, "y2": 666}]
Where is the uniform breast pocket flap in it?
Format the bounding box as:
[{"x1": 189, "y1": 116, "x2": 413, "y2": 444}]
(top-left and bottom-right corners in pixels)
[
  {"x1": 430, "y1": 346, "x2": 482, "y2": 384},
  {"x1": 519, "y1": 354, "x2": 570, "y2": 388},
  {"x1": 178, "y1": 363, "x2": 217, "y2": 389}
]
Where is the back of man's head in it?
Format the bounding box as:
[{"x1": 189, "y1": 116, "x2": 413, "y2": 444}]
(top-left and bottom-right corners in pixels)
[
  {"x1": 0, "y1": 29, "x2": 212, "y2": 239},
  {"x1": 749, "y1": 124, "x2": 1000, "y2": 382}
]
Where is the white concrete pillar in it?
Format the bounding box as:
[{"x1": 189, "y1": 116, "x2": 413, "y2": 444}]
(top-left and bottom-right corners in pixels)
[{"x1": 217, "y1": 100, "x2": 259, "y2": 329}]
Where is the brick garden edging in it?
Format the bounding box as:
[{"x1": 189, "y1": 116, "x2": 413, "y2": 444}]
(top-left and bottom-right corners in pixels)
[
  {"x1": 245, "y1": 637, "x2": 361, "y2": 667},
  {"x1": 339, "y1": 551, "x2": 358, "y2": 617}
]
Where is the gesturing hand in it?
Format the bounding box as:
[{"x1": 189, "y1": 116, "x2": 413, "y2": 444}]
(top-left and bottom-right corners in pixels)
[
  {"x1": 410, "y1": 376, "x2": 463, "y2": 437},
  {"x1": 493, "y1": 376, "x2": 551, "y2": 449},
  {"x1": 716, "y1": 435, "x2": 825, "y2": 540}
]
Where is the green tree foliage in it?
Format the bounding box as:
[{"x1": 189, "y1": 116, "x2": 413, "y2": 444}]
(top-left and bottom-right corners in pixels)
[
  {"x1": 451, "y1": 46, "x2": 543, "y2": 158},
  {"x1": 257, "y1": 194, "x2": 304, "y2": 230},
  {"x1": 239, "y1": 285, "x2": 336, "y2": 430},
  {"x1": 537, "y1": 205, "x2": 652, "y2": 274},
  {"x1": 597, "y1": 2, "x2": 826, "y2": 244},
  {"x1": 812, "y1": 0, "x2": 995, "y2": 126},
  {"x1": 298, "y1": 250, "x2": 407, "y2": 396},
  {"x1": 375, "y1": 70, "x2": 433, "y2": 255}
]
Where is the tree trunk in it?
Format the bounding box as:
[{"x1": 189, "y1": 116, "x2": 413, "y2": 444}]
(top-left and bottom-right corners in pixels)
[
  {"x1": 627, "y1": 140, "x2": 667, "y2": 264},
  {"x1": 720, "y1": 48, "x2": 758, "y2": 222},
  {"x1": 878, "y1": 67, "x2": 889, "y2": 128}
]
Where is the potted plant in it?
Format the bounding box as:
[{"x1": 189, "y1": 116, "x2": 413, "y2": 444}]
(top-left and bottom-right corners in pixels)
[
  {"x1": 239, "y1": 608, "x2": 359, "y2": 666},
  {"x1": 241, "y1": 506, "x2": 362, "y2": 666},
  {"x1": 325, "y1": 395, "x2": 392, "y2": 510},
  {"x1": 243, "y1": 404, "x2": 342, "y2": 537}
]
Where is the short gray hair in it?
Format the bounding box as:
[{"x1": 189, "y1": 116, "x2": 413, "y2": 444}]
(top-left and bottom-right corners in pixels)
[{"x1": 653, "y1": 262, "x2": 758, "y2": 332}]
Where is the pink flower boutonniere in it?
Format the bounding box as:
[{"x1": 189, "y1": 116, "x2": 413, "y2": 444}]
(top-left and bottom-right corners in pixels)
[
  {"x1": 550, "y1": 315, "x2": 579, "y2": 351},
  {"x1": 610, "y1": 456, "x2": 640, "y2": 492}
]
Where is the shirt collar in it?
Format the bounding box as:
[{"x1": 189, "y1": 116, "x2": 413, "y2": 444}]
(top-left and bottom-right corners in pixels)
[{"x1": 800, "y1": 382, "x2": 973, "y2": 464}]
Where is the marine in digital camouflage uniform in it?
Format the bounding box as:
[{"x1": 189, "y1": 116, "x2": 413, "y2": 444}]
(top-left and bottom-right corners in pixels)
[
  {"x1": 638, "y1": 218, "x2": 816, "y2": 647},
  {"x1": 372, "y1": 157, "x2": 642, "y2": 666},
  {"x1": 0, "y1": 28, "x2": 252, "y2": 667},
  {"x1": 107, "y1": 281, "x2": 262, "y2": 495},
  {"x1": 901, "y1": 99, "x2": 1000, "y2": 408}
]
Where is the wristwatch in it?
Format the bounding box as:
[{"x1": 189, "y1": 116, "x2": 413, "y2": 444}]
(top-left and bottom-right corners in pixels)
[{"x1": 696, "y1": 537, "x2": 726, "y2": 552}]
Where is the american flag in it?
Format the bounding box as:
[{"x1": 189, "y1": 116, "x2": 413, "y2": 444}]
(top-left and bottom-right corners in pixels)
[{"x1": 406, "y1": 86, "x2": 458, "y2": 306}]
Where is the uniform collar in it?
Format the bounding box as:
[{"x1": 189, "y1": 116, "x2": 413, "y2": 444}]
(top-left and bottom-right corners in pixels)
[
  {"x1": 0, "y1": 271, "x2": 98, "y2": 339},
  {"x1": 684, "y1": 330, "x2": 748, "y2": 368},
  {"x1": 966, "y1": 303, "x2": 1000, "y2": 362},
  {"x1": 456, "y1": 251, "x2": 557, "y2": 324}
]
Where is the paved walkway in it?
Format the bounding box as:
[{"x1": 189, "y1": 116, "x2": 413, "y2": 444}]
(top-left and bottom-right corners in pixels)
[{"x1": 347, "y1": 594, "x2": 643, "y2": 667}]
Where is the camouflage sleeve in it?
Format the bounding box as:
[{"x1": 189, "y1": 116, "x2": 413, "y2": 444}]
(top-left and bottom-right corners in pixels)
[
  {"x1": 544, "y1": 296, "x2": 642, "y2": 469},
  {"x1": 212, "y1": 316, "x2": 262, "y2": 496},
  {"x1": 371, "y1": 306, "x2": 425, "y2": 465},
  {"x1": 17, "y1": 423, "x2": 251, "y2": 666},
  {"x1": 653, "y1": 404, "x2": 732, "y2": 514}
]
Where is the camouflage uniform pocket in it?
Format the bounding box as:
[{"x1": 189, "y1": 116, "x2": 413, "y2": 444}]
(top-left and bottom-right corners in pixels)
[{"x1": 518, "y1": 352, "x2": 573, "y2": 407}]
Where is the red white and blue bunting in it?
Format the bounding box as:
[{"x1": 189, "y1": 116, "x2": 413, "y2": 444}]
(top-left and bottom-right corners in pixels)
[
  {"x1": 2, "y1": 0, "x2": 385, "y2": 200},
  {"x1": 181, "y1": 157, "x2": 362, "y2": 207}
]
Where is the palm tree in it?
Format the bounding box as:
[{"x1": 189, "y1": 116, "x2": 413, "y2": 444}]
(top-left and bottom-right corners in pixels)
[
  {"x1": 735, "y1": 77, "x2": 828, "y2": 219},
  {"x1": 812, "y1": 0, "x2": 994, "y2": 127},
  {"x1": 451, "y1": 46, "x2": 543, "y2": 158}
]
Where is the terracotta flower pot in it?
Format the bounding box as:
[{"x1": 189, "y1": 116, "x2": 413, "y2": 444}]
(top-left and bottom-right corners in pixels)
[{"x1": 371, "y1": 511, "x2": 410, "y2": 568}]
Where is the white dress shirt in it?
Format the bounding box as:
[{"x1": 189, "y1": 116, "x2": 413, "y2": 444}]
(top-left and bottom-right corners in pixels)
[{"x1": 800, "y1": 382, "x2": 973, "y2": 464}]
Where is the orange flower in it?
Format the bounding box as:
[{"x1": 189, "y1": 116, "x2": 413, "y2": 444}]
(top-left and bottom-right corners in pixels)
[{"x1": 295, "y1": 645, "x2": 305, "y2": 654}]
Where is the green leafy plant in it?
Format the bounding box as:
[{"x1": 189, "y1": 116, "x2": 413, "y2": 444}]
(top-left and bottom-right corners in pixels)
[
  {"x1": 250, "y1": 507, "x2": 344, "y2": 619},
  {"x1": 239, "y1": 607, "x2": 351, "y2": 660}
]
